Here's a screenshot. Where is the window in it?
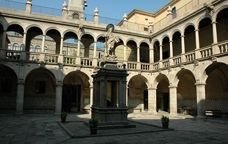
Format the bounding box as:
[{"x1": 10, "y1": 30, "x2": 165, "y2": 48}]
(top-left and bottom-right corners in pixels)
[
  {"x1": 34, "y1": 81, "x2": 46, "y2": 94},
  {"x1": 172, "y1": 7, "x2": 177, "y2": 18},
  {"x1": 72, "y1": 13, "x2": 79, "y2": 19},
  {"x1": 144, "y1": 27, "x2": 149, "y2": 32}
]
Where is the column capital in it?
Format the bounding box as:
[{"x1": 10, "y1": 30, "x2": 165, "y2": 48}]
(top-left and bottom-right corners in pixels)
[
  {"x1": 195, "y1": 29, "x2": 199, "y2": 32},
  {"x1": 212, "y1": 21, "x2": 217, "y2": 24},
  {"x1": 56, "y1": 81, "x2": 63, "y2": 86},
  {"x1": 17, "y1": 79, "x2": 25, "y2": 85},
  {"x1": 181, "y1": 35, "x2": 185, "y2": 38},
  {"x1": 148, "y1": 87, "x2": 157, "y2": 90},
  {"x1": 169, "y1": 40, "x2": 173, "y2": 43},
  {"x1": 195, "y1": 82, "x2": 206, "y2": 86},
  {"x1": 169, "y1": 85, "x2": 177, "y2": 88}
]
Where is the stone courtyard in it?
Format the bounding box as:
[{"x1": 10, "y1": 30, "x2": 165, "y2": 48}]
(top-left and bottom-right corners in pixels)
[{"x1": 0, "y1": 113, "x2": 228, "y2": 144}]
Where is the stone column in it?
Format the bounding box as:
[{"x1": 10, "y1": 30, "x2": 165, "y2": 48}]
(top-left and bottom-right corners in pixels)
[
  {"x1": 25, "y1": 0, "x2": 32, "y2": 14},
  {"x1": 195, "y1": 29, "x2": 201, "y2": 59},
  {"x1": 124, "y1": 45, "x2": 127, "y2": 61},
  {"x1": 90, "y1": 85, "x2": 93, "y2": 107},
  {"x1": 148, "y1": 88, "x2": 157, "y2": 114},
  {"x1": 212, "y1": 21, "x2": 218, "y2": 44},
  {"x1": 55, "y1": 81, "x2": 63, "y2": 114},
  {"x1": 126, "y1": 86, "x2": 129, "y2": 106},
  {"x1": 181, "y1": 35, "x2": 186, "y2": 63},
  {"x1": 137, "y1": 47, "x2": 140, "y2": 62},
  {"x1": 60, "y1": 37, "x2": 64, "y2": 55},
  {"x1": 16, "y1": 79, "x2": 25, "y2": 114},
  {"x1": 159, "y1": 44, "x2": 163, "y2": 61},
  {"x1": 195, "y1": 82, "x2": 206, "y2": 117},
  {"x1": 169, "y1": 41, "x2": 173, "y2": 66},
  {"x1": 62, "y1": 1, "x2": 67, "y2": 19},
  {"x1": 212, "y1": 21, "x2": 219, "y2": 55},
  {"x1": 93, "y1": 41, "x2": 97, "y2": 58},
  {"x1": 77, "y1": 39, "x2": 81, "y2": 57},
  {"x1": 149, "y1": 47, "x2": 154, "y2": 63},
  {"x1": 41, "y1": 35, "x2": 46, "y2": 52},
  {"x1": 169, "y1": 85, "x2": 177, "y2": 115}
]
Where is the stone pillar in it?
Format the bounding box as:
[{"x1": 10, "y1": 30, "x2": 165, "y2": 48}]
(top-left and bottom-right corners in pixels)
[
  {"x1": 212, "y1": 21, "x2": 219, "y2": 55},
  {"x1": 41, "y1": 35, "x2": 46, "y2": 52},
  {"x1": 93, "y1": 41, "x2": 97, "y2": 58},
  {"x1": 195, "y1": 29, "x2": 201, "y2": 59},
  {"x1": 181, "y1": 35, "x2": 186, "y2": 63},
  {"x1": 195, "y1": 82, "x2": 206, "y2": 117},
  {"x1": 149, "y1": 47, "x2": 154, "y2": 63},
  {"x1": 159, "y1": 44, "x2": 163, "y2": 61},
  {"x1": 94, "y1": 8, "x2": 99, "y2": 24},
  {"x1": 137, "y1": 47, "x2": 140, "y2": 62},
  {"x1": 126, "y1": 86, "x2": 129, "y2": 106},
  {"x1": 169, "y1": 85, "x2": 177, "y2": 115},
  {"x1": 148, "y1": 88, "x2": 157, "y2": 114},
  {"x1": 25, "y1": 0, "x2": 32, "y2": 14},
  {"x1": 60, "y1": 37, "x2": 64, "y2": 55},
  {"x1": 55, "y1": 81, "x2": 63, "y2": 114},
  {"x1": 16, "y1": 79, "x2": 24, "y2": 114},
  {"x1": 124, "y1": 45, "x2": 127, "y2": 61},
  {"x1": 169, "y1": 41, "x2": 173, "y2": 65},
  {"x1": 77, "y1": 39, "x2": 81, "y2": 57},
  {"x1": 90, "y1": 85, "x2": 93, "y2": 107}
]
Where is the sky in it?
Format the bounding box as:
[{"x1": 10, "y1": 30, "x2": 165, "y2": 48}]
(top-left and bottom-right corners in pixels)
[{"x1": 12, "y1": 0, "x2": 170, "y2": 20}]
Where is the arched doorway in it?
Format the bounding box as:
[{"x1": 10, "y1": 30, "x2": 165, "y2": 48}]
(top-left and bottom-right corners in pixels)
[
  {"x1": 0, "y1": 64, "x2": 17, "y2": 112},
  {"x1": 162, "y1": 37, "x2": 170, "y2": 59},
  {"x1": 156, "y1": 74, "x2": 169, "y2": 112},
  {"x1": 184, "y1": 25, "x2": 196, "y2": 52},
  {"x1": 216, "y1": 8, "x2": 228, "y2": 42},
  {"x1": 199, "y1": 18, "x2": 213, "y2": 48},
  {"x1": 128, "y1": 75, "x2": 148, "y2": 112},
  {"x1": 62, "y1": 71, "x2": 90, "y2": 113},
  {"x1": 81, "y1": 34, "x2": 94, "y2": 58},
  {"x1": 126, "y1": 40, "x2": 137, "y2": 62},
  {"x1": 172, "y1": 31, "x2": 181, "y2": 56},
  {"x1": 140, "y1": 42, "x2": 149, "y2": 63},
  {"x1": 176, "y1": 69, "x2": 197, "y2": 116},
  {"x1": 63, "y1": 32, "x2": 78, "y2": 56},
  {"x1": 205, "y1": 63, "x2": 228, "y2": 114},
  {"x1": 24, "y1": 68, "x2": 56, "y2": 113}
]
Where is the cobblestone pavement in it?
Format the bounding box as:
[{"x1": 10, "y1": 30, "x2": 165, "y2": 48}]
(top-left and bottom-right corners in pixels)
[{"x1": 0, "y1": 113, "x2": 228, "y2": 144}]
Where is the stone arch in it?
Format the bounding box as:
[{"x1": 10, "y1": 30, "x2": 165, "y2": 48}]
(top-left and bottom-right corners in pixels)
[
  {"x1": 44, "y1": 27, "x2": 61, "y2": 35},
  {"x1": 139, "y1": 40, "x2": 149, "y2": 47},
  {"x1": 26, "y1": 26, "x2": 43, "y2": 53},
  {"x1": 153, "y1": 40, "x2": 160, "y2": 62},
  {"x1": 46, "y1": 29, "x2": 61, "y2": 54},
  {"x1": 184, "y1": 25, "x2": 196, "y2": 52},
  {"x1": 162, "y1": 36, "x2": 170, "y2": 59},
  {"x1": 139, "y1": 42, "x2": 150, "y2": 63},
  {"x1": 114, "y1": 38, "x2": 125, "y2": 61},
  {"x1": 128, "y1": 74, "x2": 149, "y2": 112},
  {"x1": 172, "y1": 31, "x2": 182, "y2": 56},
  {"x1": 205, "y1": 62, "x2": 228, "y2": 114},
  {"x1": 7, "y1": 22, "x2": 25, "y2": 34},
  {"x1": 183, "y1": 22, "x2": 196, "y2": 31},
  {"x1": 216, "y1": 7, "x2": 228, "y2": 42},
  {"x1": 62, "y1": 70, "x2": 90, "y2": 113},
  {"x1": 25, "y1": 24, "x2": 44, "y2": 34},
  {"x1": 24, "y1": 68, "x2": 56, "y2": 113},
  {"x1": 63, "y1": 31, "x2": 78, "y2": 56},
  {"x1": 81, "y1": 33, "x2": 95, "y2": 58},
  {"x1": 0, "y1": 64, "x2": 18, "y2": 112},
  {"x1": 154, "y1": 73, "x2": 170, "y2": 112},
  {"x1": 198, "y1": 17, "x2": 213, "y2": 48},
  {"x1": 126, "y1": 39, "x2": 137, "y2": 62},
  {"x1": 175, "y1": 69, "x2": 197, "y2": 116},
  {"x1": 171, "y1": 29, "x2": 182, "y2": 37},
  {"x1": 63, "y1": 29, "x2": 78, "y2": 38}
]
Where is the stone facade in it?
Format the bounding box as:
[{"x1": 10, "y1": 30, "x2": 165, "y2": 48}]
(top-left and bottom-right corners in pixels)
[{"x1": 0, "y1": 0, "x2": 227, "y2": 117}]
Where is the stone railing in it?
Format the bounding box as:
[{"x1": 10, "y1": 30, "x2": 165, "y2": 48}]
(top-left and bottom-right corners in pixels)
[
  {"x1": 64, "y1": 56, "x2": 76, "y2": 65},
  {"x1": 45, "y1": 54, "x2": 58, "y2": 64},
  {"x1": 127, "y1": 62, "x2": 137, "y2": 70},
  {"x1": 0, "y1": 41, "x2": 227, "y2": 71},
  {"x1": 218, "y1": 40, "x2": 228, "y2": 54},
  {"x1": 81, "y1": 57, "x2": 93, "y2": 67}
]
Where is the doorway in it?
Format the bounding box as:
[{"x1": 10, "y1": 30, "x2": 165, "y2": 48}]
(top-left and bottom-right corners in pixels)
[{"x1": 62, "y1": 84, "x2": 81, "y2": 113}]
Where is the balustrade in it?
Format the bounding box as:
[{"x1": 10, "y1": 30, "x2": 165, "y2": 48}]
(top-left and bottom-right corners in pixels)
[
  {"x1": 81, "y1": 58, "x2": 93, "y2": 67},
  {"x1": 173, "y1": 56, "x2": 181, "y2": 65},
  {"x1": 218, "y1": 41, "x2": 228, "y2": 54},
  {"x1": 127, "y1": 62, "x2": 137, "y2": 70},
  {"x1": 45, "y1": 54, "x2": 58, "y2": 64},
  {"x1": 200, "y1": 46, "x2": 212, "y2": 58},
  {"x1": 185, "y1": 52, "x2": 195, "y2": 63}
]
